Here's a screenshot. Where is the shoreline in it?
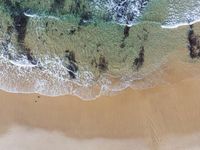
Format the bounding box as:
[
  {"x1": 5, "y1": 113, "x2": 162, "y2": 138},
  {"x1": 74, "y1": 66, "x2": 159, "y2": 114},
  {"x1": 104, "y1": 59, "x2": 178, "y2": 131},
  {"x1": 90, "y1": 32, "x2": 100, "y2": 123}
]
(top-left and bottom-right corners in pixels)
[
  {"x1": 1, "y1": 48, "x2": 200, "y2": 149},
  {"x1": 1, "y1": 1, "x2": 200, "y2": 149},
  {"x1": 1, "y1": 48, "x2": 200, "y2": 136}
]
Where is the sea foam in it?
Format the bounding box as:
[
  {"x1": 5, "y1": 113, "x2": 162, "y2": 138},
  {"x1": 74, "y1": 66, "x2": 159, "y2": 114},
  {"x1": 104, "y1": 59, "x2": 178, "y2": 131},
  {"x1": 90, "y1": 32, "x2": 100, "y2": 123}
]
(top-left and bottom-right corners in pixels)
[{"x1": 161, "y1": 0, "x2": 200, "y2": 29}]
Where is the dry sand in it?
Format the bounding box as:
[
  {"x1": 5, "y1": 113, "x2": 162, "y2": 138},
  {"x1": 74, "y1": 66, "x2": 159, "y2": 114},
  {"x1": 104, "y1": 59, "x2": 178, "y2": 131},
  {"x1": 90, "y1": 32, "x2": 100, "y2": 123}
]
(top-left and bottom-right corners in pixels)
[{"x1": 1, "y1": 50, "x2": 200, "y2": 149}]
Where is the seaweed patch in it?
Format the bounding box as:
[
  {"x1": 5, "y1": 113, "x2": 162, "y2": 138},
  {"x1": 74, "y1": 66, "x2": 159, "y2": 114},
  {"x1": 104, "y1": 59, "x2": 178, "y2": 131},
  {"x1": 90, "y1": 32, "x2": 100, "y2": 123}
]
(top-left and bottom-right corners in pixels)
[
  {"x1": 187, "y1": 24, "x2": 200, "y2": 59},
  {"x1": 91, "y1": 54, "x2": 108, "y2": 73},
  {"x1": 132, "y1": 28, "x2": 149, "y2": 70}
]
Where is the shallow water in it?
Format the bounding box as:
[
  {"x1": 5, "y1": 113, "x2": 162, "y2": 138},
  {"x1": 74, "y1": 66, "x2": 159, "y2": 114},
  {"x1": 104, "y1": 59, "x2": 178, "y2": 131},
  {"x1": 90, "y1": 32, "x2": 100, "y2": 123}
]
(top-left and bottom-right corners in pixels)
[{"x1": 0, "y1": 0, "x2": 200, "y2": 100}]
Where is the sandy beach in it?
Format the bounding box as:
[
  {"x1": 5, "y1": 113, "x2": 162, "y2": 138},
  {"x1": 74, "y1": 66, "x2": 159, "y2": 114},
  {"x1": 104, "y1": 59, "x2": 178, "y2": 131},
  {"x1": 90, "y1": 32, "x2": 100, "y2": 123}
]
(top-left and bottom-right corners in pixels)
[
  {"x1": 1, "y1": 0, "x2": 200, "y2": 149},
  {"x1": 0, "y1": 49, "x2": 200, "y2": 150}
]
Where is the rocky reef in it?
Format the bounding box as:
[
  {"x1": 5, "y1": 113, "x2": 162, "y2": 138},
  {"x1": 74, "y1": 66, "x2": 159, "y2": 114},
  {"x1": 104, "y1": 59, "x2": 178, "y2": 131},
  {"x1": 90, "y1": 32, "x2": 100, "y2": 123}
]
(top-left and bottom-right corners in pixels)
[{"x1": 0, "y1": 0, "x2": 191, "y2": 81}]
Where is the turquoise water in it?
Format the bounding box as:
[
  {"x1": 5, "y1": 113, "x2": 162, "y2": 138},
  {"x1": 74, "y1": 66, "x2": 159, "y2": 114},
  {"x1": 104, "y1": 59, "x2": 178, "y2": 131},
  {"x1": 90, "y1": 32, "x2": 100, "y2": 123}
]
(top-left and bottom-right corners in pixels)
[{"x1": 0, "y1": 0, "x2": 199, "y2": 100}]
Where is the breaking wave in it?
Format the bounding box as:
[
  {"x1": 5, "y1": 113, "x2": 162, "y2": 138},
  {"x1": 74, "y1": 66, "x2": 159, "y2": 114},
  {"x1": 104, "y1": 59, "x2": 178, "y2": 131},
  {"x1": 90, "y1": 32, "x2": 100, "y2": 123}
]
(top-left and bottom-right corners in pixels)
[
  {"x1": 91, "y1": 0, "x2": 150, "y2": 26},
  {"x1": 0, "y1": 43, "x2": 162, "y2": 100}
]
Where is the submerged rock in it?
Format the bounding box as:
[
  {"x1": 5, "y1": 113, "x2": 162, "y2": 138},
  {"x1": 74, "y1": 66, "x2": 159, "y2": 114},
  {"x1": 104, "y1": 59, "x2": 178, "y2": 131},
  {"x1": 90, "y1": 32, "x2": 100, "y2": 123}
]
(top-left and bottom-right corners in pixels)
[
  {"x1": 124, "y1": 25, "x2": 131, "y2": 38},
  {"x1": 50, "y1": 0, "x2": 65, "y2": 13},
  {"x1": 133, "y1": 46, "x2": 144, "y2": 70},
  {"x1": 98, "y1": 55, "x2": 108, "y2": 72},
  {"x1": 69, "y1": 0, "x2": 92, "y2": 25},
  {"x1": 3, "y1": 1, "x2": 29, "y2": 44},
  {"x1": 2, "y1": 0, "x2": 37, "y2": 65}
]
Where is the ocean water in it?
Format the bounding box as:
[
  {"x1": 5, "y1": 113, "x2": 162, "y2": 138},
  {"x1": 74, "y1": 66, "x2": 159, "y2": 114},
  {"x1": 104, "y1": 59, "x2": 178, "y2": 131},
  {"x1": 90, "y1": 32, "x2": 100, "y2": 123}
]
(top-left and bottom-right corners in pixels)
[{"x1": 0, "y1": 0, "x2": 199, "y2": 100}]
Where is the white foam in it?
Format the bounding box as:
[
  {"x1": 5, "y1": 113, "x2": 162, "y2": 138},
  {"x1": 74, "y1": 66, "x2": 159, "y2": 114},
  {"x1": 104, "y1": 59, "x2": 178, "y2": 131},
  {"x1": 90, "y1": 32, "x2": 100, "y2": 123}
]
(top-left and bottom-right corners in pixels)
[
  {"x1": 161, "y1": 19, "x2": 200, "y2": 29},
  {"x1": 92, "y1": 0, "x2": 150, "y2": 25},
  {"x1": 24, "y1": 12, "x2": 60, "y2": 20},
  {"x1": 9, "y1": 59, "x2": 37, "y2": 67},
  {"x1": 0, "y1": 45, "x2": 167, "y2": 100},
  {"x1": 161, "y1": 0, "x2": 200, "y2": 29}
]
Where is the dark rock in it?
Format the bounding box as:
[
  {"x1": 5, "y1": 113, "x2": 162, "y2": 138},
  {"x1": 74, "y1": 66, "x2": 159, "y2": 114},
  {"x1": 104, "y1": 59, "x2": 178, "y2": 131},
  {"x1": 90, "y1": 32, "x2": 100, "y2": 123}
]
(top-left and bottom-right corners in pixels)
[
  {"x1": 65, "y1": 50, "x2": 78, "y2": 78},
  {"x1": 67, "y1": 62, "x2": 78, "y2": 79},
  {"x1": 65, "y1": 50, "x2": 76, "y2": 62},
  {"x1": 124, "y1": 25, "x2": 130, "y2": 38},
  {"x1": 80, "y1": 10, "x2": 92, "y2": 21}
]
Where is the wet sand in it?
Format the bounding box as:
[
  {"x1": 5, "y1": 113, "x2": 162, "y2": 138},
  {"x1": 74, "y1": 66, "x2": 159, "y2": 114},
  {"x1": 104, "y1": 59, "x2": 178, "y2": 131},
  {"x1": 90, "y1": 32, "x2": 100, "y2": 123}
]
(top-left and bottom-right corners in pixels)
[{"x1": 1, "y1": 50, "x2": 200, "y2": 149}]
